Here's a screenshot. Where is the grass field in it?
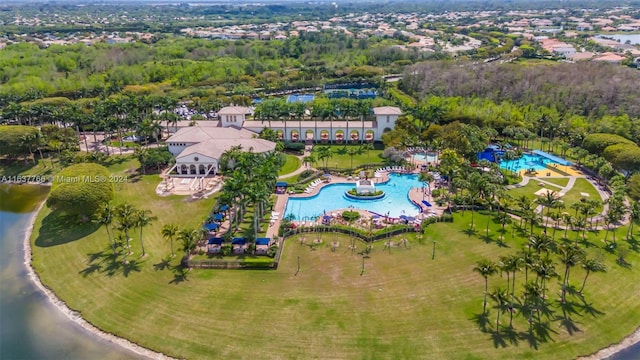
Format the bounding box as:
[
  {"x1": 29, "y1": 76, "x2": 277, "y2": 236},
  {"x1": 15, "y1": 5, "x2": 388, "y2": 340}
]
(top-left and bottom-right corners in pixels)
[
  {"x1": 310, "y1": 144, "x2": 384, "y2": 170},
  {"x1": 30, "y1": 159, "x2": 640, "y2": 359},
  {"x1": 540, "y1": 177, "x2": 570, "y2": 188},
  {"x1": 562, "y1": 178, "x2": 603, "y2": 212},
  {"x1": 508, "y1": 178, "x2": 603, "y2": 215},
  {"x1": 278, "y1": 154, "x2": 302, "y2": 176}
]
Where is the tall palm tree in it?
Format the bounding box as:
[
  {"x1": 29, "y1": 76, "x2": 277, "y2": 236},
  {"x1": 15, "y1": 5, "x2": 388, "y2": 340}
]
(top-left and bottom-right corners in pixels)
[
  {"x1": 534, "y1": 257, "x2": 558, "y2": 302},
  {"x1": 134, "y1": 209, "x2": 156, "y2": 257},
  {"x1": 523, "y1": 281, "x2": 542, "y2": 326},
  {"x1": 95, "y1": 203, "x2": 116, "y2": 254},
  {"x1": 579, "y1": 258, "x2": 606, "y2": 294},
  {"x1": 558, "y1": 243, "x2": 585, "y2": 303},
  {"x1": 115, "y1": 202, "x2": 137, "y2": 262},
  {"x1": 161, "y1": 224, "x2": 179, "y2": 258},
  {"x1": 178, "y1": 228, "x2": 199, "y2": 260},
  {"x1": 474, "y1": 259, "x2": 498, "y2": 314},
  {"x1": 490, "y1": 287, "x2": 509, "y2": 332},
  {"x1": 536, "y1": 191, "x2": 560, "y2": 228}
]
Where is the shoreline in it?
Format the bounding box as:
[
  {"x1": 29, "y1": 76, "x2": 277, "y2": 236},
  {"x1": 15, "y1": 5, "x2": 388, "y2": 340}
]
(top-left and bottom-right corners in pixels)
[
  {"x1": 22, "y1": 200, "x2": 177, "y2": 360},
  {"x1": 577, "y1": 328, "x2": 640, "y2": 360},
  {"x1": 20, "y1": 197, "x2": 639, "y2": 360}
]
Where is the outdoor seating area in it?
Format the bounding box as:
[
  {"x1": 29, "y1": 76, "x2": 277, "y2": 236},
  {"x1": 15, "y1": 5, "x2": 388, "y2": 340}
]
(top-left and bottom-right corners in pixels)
[
  {"x1": 275, "y1": 181, "x2": 288, "y2": 195},
  {"x1": 255, "y1": 238, "x2": 272, "y2": 254},
  {"x1": 207, "y1": 237, "x2": 223, "y2": 254},
  {"x1": 374, "y1": 166, "x2": 408, "y2": 177},
  {"x1": 304, "y1": 179, "x2": 324, "y2": 193}
]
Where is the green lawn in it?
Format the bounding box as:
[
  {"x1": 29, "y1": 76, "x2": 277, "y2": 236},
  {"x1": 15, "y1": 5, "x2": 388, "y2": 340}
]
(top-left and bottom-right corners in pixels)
[
  {"x1": 508, "y1": 181, "x2": 556, "y2": 202},
  {"x1": 310, "y1": 144, "x2": 384, "y2": 170},
  {"x1": 562, "y1": 178, "x2": 604, "y2": 214},
  {"x1": 278, "y1": 154, "x2": 301, "y2": 176},
  {"x1": 0, "y1": 157, "x2": 61, "y2": 177},
  {"x1": 29, "y1": 161, "x2": 640, "y2": 360},
  {"x1": 540, "y1": 177, "x2": 570, "y2": 188},
  {"x1": 508, "y1": 178, "x2": 603, "y2": 215}
]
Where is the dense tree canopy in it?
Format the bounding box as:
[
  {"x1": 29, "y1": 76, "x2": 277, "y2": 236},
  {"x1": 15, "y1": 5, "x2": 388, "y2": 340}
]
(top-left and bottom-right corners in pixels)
[
  {"x1": 46, "y1": 163, "x2": 115, "y2": 218},
  {"x1": 603, "y1": 143, "x2": 640, "y2": 175},
  {"x1": 402, "y1": 62, "x2": 640, "y2": 120},
  {"x1": 0, "y1": 125, "x2": 40, "y2": 159},
  {"x1": 582, "y1": 133, "x2": 635, "y2": 155}
]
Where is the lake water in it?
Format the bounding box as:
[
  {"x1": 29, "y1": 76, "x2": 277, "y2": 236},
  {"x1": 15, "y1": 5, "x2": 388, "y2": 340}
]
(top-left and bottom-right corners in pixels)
[
  {"x1": 597, "y1": 34, "x2": 640, "y2": 45},
  {"x1": 0, "y1": 183, "x2": 143, "y2": 360}
]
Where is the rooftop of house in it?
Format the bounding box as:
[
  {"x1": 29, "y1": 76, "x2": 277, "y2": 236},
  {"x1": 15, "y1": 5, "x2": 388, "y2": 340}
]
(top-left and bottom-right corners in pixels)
[
  {"x1": 167, "y1": 126, "x2": 256, "y2": 143},
  {"x1": 176, "y1": 138, "x2": 276, "y2": 160},
  {"x1": 372, "y1": 106, "x2": 402, "y2": 115}
]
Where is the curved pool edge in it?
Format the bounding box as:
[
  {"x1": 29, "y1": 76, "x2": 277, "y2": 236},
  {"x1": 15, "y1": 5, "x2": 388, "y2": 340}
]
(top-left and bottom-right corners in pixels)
[{"x1": 344, "y1": 191, "x2": 386, "y2": 200}]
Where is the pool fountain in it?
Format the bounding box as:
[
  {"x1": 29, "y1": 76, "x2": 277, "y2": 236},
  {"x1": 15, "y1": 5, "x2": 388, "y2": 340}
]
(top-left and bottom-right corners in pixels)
[{"x1": 345, "y1": 179, "x2": 385, "y2": 200}]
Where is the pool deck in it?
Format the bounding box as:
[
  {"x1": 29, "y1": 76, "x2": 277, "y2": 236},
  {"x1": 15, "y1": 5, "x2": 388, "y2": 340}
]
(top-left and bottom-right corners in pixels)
[{"x1": 265, "y1": 169, "x2": 447, "y2": 240}]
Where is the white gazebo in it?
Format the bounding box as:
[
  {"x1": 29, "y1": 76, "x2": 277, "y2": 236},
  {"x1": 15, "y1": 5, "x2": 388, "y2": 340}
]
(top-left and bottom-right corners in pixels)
[{"x1": 355, "y1": 179, "x2": 376, "y2": 195}]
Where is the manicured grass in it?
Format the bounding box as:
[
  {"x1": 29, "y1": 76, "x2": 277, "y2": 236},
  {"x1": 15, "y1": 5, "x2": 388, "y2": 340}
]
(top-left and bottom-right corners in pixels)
[
  {"x1": 0, "y1": 157, "x2": 61, "y2": 177},
  {"x1": 278, "y1": 154, "x2": 301, "y2": 176},
  {"x1": 310, "y1": 144, "x2": 384, "y2": 170},
  {"x1": 562, "y1": 178, "x2": 604, "y2": 213},
  {"x1": 508, "y1": 178, "x2": 603, "y2": 215},
  {"x1": 541, "y1": 177, "x2": 570, "y2": 188},
  {"x1": 508, "y1": 181, "x2": 557, "y2": 202},
  {"x1": 30, "y1": 166, "x2": 640, "y2": 360}
]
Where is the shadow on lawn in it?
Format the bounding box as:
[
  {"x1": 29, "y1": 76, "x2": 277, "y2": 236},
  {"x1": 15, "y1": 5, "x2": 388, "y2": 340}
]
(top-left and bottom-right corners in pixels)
[
  {"x1": 35, "y1": 211, "x2": 99, "y2": 247},
  {"x1": 152, "y1": 256, "x2": 190, "y2": 285},
  {"x1": 79, "y1": 247, "x2": 143, "y2": 278},
  {"x1": 478, "y1": 233, "x2": 510, "y2": 248}
]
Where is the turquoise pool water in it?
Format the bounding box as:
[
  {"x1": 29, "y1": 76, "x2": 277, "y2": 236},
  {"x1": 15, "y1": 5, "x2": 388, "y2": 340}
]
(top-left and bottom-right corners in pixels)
[
  {"x1": 412, "y1": 152, "x2": 438, "y2": 162},
  {"x1": 500, "y1": 153, "x2": 559, "y2": 172},
  {"x1": 285, "y1": 173, "x2": 423, "y2": 220}
]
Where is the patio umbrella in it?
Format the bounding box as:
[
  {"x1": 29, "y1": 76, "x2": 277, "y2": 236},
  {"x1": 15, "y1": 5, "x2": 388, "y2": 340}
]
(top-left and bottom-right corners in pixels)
[{"x1": 214, "y1": 213, "x2": 224, "y2": 221}]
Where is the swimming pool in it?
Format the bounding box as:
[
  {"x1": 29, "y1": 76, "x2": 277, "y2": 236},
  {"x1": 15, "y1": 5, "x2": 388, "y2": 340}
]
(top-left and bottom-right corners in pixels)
[
  {"x1": 500, "y1": 153, "x2": 560, "y2": 172},
  {"x1": 284, "y1": 173, "x2": 424, "y2": 220},
  {"x1": 412, "y1": 152, "x2": 438, "y2": 163}
]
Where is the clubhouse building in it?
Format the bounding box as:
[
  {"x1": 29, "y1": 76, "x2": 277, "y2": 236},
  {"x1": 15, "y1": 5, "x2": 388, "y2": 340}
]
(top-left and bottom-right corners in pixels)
[{"x1": 165, "y1": 105, "x2": 401, "y2": 177}]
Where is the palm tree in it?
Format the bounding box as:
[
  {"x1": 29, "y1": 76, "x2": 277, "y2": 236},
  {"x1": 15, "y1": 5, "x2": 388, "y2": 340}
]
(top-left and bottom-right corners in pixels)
[
  {"x1": 95, "y1": 203, "x2": 116, "y2": 254},
  {"x1": 534, "y1": 257, "x2": 558, "y2": 302},
  {"x1": 474, "y1": 259, "x2": 498, "y2": 314},
  {"x1": 114, "y1": 202, "x2": 137, "y2": 262},
  {"x1": 536, "y1": 190, "x2": 560, "y2": 228},
  {"x1": 515, "y1": 195, "x2": 533, "y2": 229},
  {"x1": 134, "y1": 209, "x2": 156, "y2": 257},
  {"x1": 178, "y1": 228, "x2": 200, "y2": 261},
  {"x1": 490, "y1": 287, "x2": 509, "y2": 332},
  {"x1": 523, "y1": 281, "x2": 542, "y2": 325},
  {"x1": 579, "y1": 258, "x2": 606, "y2": 294},
  {"x1": 346, "y1": 147, "x2": 361, "y2": 171},
  {"x1": 558, "y1": 243, "x2": 585, "y2": 303},
  {"x1": 161, "y1": 223, "x2": 179, "y2": 258}
]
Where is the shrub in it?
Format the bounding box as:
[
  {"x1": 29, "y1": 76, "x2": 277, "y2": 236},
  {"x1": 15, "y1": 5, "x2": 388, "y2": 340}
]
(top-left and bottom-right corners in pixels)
[
  {"x1": 46, "y1": 163, "x2": 114, "y2": 219},
  {"x1": 341, "y1": 210, "x2": 361, "y2": 222},
  {"x1": 283, "y1": 142, "x2": 305, "y2": 152},
  {"x1": 583, "y1": 133, "x2": 634, "y2": 155},
  {"x1": 603, "y1": 143, "x2": 640, "y2": 174},
  {"x1": 0, "y1": 125, "x2": 40, "y2": 158}
]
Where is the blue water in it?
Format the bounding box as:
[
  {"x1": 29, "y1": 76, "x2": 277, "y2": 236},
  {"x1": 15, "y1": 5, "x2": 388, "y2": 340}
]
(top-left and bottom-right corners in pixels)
[
  {"x1": 285, "y1": 173, "x2": 424, "y2": 220},
  {"x1": 412, "y1": 153, "x2": 438, "y2": 162},
  {"x1": 607, "y1": 342, "x2": 640, "y2": 359},
  {"x1": 500, "y1": 154, "x2": 560, "y2": 172},
  {"x1": 0, "y1": 184, "x2": 143, "y2": 360}
]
